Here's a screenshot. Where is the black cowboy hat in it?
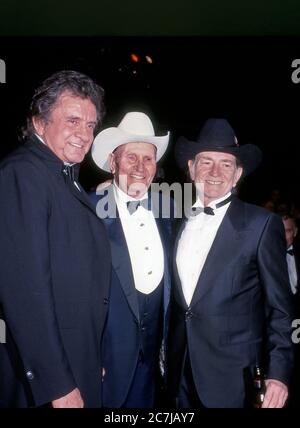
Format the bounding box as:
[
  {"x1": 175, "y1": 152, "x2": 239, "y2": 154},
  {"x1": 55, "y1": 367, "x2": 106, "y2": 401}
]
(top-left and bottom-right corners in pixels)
[{"x1": 175, "y1": 118, "x2": 262, "y2": 176}]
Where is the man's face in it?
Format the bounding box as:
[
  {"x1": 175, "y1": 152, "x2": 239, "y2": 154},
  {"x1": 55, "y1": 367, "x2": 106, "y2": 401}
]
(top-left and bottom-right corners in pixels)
[
  {"x1": 33, "y1": 91, "x2": 97, "y2": 163},
  {"x1": 283, "y1": 217, "x2": 298, "y2": 248},
  {"x1": 110, "y1": 142, "x2": 157, "y2": 198},
  {"x1": 188, "y1": 151, "x2": 243, "y2": 205}
]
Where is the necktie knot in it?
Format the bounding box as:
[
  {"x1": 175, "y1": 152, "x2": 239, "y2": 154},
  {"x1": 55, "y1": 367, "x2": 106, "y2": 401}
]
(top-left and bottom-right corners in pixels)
[
  {"x1": 127, "y1": 199, "x2": 150, "y2": 215},
  {"x1": 62, "y1": 164, "x2": 75, "y2": 182},
  {"x1": 287, "y1": 248, "x2": 295, "y2": 256},
  {"x1": 204, "y1": 206, "x2": 215, "y2": 215},
  {"x1": 190, "y1": 206, "x2": 214, "y2": 216},
  {"x1": 189, "y1": 194, "x2": 233, "y2": 217}
]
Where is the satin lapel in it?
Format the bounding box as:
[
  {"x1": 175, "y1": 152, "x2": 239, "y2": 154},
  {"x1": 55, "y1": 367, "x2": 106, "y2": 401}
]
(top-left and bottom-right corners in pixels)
[
  {"x1": 27, "y1": 137, "x2": 98, "y2": 218},
  {"x1": 104, "y1": 205, "x2": 140, "y2": 323},
  {"x1": 173, "y1": 218, "x2": 189, "y2": 308},
  {"x1": 65, "y1": 178, "x2": 99, "y2": 217},
  {"x1": 154, "y1": 214, "x2": 171, "y2": 315},
  {"x1": 295, "y1": 252, "x2": 300, "y2": 288},
  {"x1": 190, "y1": 198, "x2": 246, "y2": 306},
  {"x1": 151, "y1": 192, "x2": 176, "y2": 315}
]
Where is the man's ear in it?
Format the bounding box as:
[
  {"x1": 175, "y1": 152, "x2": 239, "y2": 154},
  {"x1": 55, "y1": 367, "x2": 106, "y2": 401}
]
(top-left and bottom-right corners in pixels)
[
  {"x1": 234, "y1": 166, "x2": 243, "y2": 186},
  {"x1": 109, "y1": 153, "x2": 115, "y2": 174},
  {"x1": 32, "y1": 116, "x2": 45, "y2": 136},
  {"x1": 295, "y1": 227, "x2": 298, "y2": 238},
  {"x1": 188, "y1": 160, "x2": 195, "y2": 181}
]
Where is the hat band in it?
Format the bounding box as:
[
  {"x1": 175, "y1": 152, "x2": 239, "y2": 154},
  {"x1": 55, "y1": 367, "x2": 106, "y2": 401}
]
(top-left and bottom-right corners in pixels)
[{"x1": 210, "y1": 144, "x2": 238, "y2": 149}]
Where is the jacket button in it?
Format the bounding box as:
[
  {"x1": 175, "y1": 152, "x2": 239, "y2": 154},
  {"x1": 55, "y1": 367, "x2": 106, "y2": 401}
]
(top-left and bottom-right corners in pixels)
[
  {"x1": 26, "y1": 370, "x2": 34, "y2": 380},
  {"x1": 185, "y1": 309, "x2": 193, "y2": 320},
  {"x1": 103, "y1": 297, "x2": 109, "y2": 305}
]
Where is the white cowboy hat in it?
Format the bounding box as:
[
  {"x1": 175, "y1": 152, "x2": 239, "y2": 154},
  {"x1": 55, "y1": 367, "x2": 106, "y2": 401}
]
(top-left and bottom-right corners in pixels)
[{"x1": 92, "y1": 112, "x2": 170, "y2": 172}]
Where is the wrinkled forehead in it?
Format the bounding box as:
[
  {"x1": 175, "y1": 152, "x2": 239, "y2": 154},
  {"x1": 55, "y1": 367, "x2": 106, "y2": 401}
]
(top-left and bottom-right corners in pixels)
[
  {"x1": 114, "y1": 142, "x2": 157, "y2": 156},
  {"x1": 194, "y1": 150, "x2": 238, "y2": 163},
  {"x1": 51, "y1": 91, "x2": 97, "y2": 116},
  {"x1": 283, "y1": 217, "x2": 297, "y2": 231}
]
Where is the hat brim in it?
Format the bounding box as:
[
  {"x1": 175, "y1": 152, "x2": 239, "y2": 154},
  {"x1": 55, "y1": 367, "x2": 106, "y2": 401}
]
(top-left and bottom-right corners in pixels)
[
  {"x1": 175, "y1": 136, "x2": 262, "y2": 176},
  {"x1": 92, "y1": 127, "x2": 170, "y2": 172}
]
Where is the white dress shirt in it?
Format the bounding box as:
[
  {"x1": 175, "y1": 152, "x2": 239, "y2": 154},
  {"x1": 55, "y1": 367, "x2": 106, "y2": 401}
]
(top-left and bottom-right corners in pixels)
[
  {"x1": 176, "y1": 192, "x2": 232, "y2": 306},
  {"x1": 114, "y1": 182, "x2": 164, "y2": 294},
  {"x1": 286, "y1": 245, "x2": 298, "y2": 295}
]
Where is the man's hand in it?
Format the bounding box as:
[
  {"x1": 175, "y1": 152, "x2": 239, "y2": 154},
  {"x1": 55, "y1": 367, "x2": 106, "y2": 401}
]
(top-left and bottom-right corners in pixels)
[
  {"x1": 262, "y1": 379, "x2": 288, "y2": 408},
  {"x1": 52, "y1": 388, "x2": 84, "y2": 408}
]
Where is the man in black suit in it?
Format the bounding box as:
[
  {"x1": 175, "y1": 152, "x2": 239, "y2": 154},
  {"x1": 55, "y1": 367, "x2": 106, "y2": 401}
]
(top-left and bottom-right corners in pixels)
[
  {"x1": 0, "y1": 70, "x2": 111, "y2": 407},
  {"x1": 167, "y1": 118, "x2": 293, "y2": 408},
  {"x1": 90, "y1": 112, "x2": 173, "y2": 407}
]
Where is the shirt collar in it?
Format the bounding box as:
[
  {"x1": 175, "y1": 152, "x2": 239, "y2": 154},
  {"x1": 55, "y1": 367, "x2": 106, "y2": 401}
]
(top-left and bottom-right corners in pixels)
[
  {"x1": 34, "y1": 133, "x2": 46, "y2": 145},
  {"x1": 113, "y1": 180, "x2": 149, "y2": 205},
  {"x1": 193, "y1": 191, "x2": 232, "y2": 210}
]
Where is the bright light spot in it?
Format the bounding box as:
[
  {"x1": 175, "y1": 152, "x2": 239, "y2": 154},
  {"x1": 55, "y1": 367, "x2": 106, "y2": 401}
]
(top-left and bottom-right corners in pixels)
[
  {"x1": 145, "y1": 55, "x2": 153, "y2": 64},
  {"x1": 130, "y1": 53, "x2": 139, "y2": 63}
]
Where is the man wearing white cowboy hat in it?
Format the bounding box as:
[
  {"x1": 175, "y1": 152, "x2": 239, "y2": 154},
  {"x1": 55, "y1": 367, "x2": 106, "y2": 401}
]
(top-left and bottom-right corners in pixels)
[
  {"x1": 90, "y1": 111, "x2": 173, "y2": 408},
  {"x1": 167, "y1": 118, "x2": 293, "y2": 408}
]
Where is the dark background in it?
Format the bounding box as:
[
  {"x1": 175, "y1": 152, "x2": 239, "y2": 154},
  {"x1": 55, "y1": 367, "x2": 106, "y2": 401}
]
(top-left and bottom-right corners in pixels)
[
  {"x1": 1, "y1": 1, "x2": 300, "y2": 207},
  {"x1": 1, "y1": 1, "x2": 300, "y2": 37}
]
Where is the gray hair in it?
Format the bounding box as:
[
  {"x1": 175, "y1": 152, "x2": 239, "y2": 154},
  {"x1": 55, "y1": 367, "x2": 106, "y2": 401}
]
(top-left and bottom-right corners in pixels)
[{"x1": 23, "y1": 70, "x2": 105, "y2": 138}]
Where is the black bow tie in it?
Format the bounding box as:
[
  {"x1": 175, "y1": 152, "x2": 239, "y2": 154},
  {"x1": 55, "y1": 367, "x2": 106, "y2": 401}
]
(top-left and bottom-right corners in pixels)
[
  {"x1": 287, "y1": 248, "x2": 295, "y2": 256},
  {"x1": 126, "y1": 199, "x2": 151, "y2": 215},
  {"x1": 190, "y1": 194, "x2": 233, "y2": 217},
  {"x1": 62, "y1": 164, "x2": 75, "y2": 182},
  {"x1": 190, "y1": 206, "x2": 215, "y2": 216}
]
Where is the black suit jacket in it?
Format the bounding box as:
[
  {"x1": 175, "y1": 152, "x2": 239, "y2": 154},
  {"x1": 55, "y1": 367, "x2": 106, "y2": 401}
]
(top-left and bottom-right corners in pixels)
[
  {"x1": 167, "y1": 197, "x2": 294, "y2": 408},
  {"x1": 0, "y1": 137, "x2": 111, "y2": 407}
]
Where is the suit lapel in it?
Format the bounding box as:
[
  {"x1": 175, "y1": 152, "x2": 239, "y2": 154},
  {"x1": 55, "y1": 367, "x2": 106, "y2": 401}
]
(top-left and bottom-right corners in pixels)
[
  {"x1": 27, "y1": 137, "x2": 99, "y2": 218},
  {"x1": 154, "y1": 214, "x2": 170, "y2": 315},
  {"x1": 151, "y1": 192, "x2": 175, "y2": 316},
  {"x1": 65, "y1": 177, "x2": 99, "y2": 217},
  {"x1": 101, "y1": 190, "x2": 140, "y2": 322},
  {"x1": 294, "y1": 251, "x2": 300, "y2": 289},
  {"x1": 173, "y1": 219, "x2": 189, "y2": 308},
  {"x1": 190, "y1": 198, "x2": 246, "y2": 306}
]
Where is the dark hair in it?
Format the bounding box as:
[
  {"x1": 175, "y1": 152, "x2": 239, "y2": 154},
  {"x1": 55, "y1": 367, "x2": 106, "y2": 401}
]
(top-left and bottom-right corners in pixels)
[
  {"x1": 282, "y1": 213, "x2": 296, "y2": 222},
  {"x1": 236, "y1": 157, "x2": 242, "y2": 169},
  {"x1": 23, "y1": 70, "x2": 105, "y2": 138}
]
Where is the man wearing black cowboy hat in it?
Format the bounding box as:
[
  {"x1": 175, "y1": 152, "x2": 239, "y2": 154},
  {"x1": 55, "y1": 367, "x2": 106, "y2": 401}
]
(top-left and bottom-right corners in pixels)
[{"x1": 167, "y1": 118, "x2": 293, "y2": 408}]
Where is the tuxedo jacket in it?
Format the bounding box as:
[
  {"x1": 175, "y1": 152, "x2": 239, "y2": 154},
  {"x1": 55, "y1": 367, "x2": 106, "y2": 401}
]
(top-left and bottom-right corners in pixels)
[
  {"x1": 90, "y1": 185, "x2": 174, "y2": 407},
  {"x1": 0, "y1": 136, "x2": 111, "y2": 407},
  {"x1": 291, "y1": 245, "x2": 300, "y2": 318},
  {"x1": 167, "y1": 197, "x2": 294, "y2": 408}
]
